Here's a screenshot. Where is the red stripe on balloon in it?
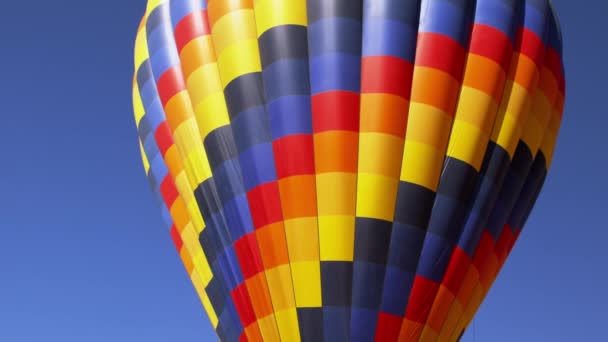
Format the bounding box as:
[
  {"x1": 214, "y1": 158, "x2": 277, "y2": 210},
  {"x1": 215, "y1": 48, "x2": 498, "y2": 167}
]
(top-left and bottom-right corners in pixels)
[
  {"x1": 311, "y1": 91, "x2": 360, "y2": 133},
  {"x1": 272, "y1": 135, "x2": 315, "y2": 178},
  {"x1": 247, "y1": 183, "x2": 283, "y2": 229},
  {"x1": 231, "y1": 284, "x2": 257, "y2": 327},
  {"x1": 155, "y1": 122, "x2": 174, "y2": 156},
  {"x1": 170, "y1": 224, "x2": 184, "y2": 251},
  {"x1": 174, "y1": 10, "x2": 210, "y2": 52},
  {"x1": 415, "y1": 32, "x2": 466, "y2": 81},
  {"x1": 517, "y1": 27, "x2": 545, "y2": 68},
  {"x1": 469, "y1": 24, "x2": 513, "y2": 71},
  {"x1": 361, "y1": 56, "x2": 414, "y2": 98},
  {"x1": 442, "y1": 247, "x2": 472, "y2": 295},
  {"x1": 234, "y1": 233, "x2": 265, "y2": 279},
  {"x1": 375, "y1": 312, "x2": 402, "y2": 342},
  {"x1": 405, "y1": 276, "x2": 440, "y2": 322},
  {"x1": 157, "y1": 66, "x2": 187, "y2": 107},
  {"x1": 160, "y1": 175, "x2": 180, "y2": 207}
]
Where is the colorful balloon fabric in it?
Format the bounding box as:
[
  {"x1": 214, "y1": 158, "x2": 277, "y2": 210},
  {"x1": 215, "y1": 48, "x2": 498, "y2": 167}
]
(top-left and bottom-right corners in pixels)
[{"x1": 132, "y1": 0, "x2": 565, "y2": 341}]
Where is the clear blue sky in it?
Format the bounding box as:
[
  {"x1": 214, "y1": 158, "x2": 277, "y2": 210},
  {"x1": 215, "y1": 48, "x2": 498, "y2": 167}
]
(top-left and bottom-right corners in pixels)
[{"x1": 0, "y1": 1, "x2": 605, "y2": 341}]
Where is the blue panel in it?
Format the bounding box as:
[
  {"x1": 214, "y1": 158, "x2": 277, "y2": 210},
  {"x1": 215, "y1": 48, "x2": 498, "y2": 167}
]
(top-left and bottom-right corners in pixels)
[
  {"x1": 351, "y1": 262, "x2": 385, "y2": 308},
  {"x1": 364, "y1": 0, "x2": 421, "y2": 24},
  {"x1": 387, "y1": 223, "x2": 425, "y2": 271},
  {"x1": 213, "y1": 160, "x2": 246, "y2": 202},
  {"x1": 231, "y1": 106, "x2": 272, "y2": 152},
  {"x1": 350, "y1": 308, "x2": 379, "y2": 341},
  {"x1": 262, "y1": 59, "x2": 311, "y2": 102},
  {"x1": 145, "y1": 3, "x2": 166, "y2": 32},
  {"x1": 323, "y1": 307, "x2": 350, "y2": 341},
  {"x1": 224, "y1": 248, "x2": 244, "y2": 286},
  {"x1": 140, "y1": 121, "x2": 155, "y2": 153},
  {"x1": 487, "y1": 170, "x2": 524, "y2": 240},
  {"x1": 362, "y1": 17, "x2": 417, "y2": 61},
  {"x1": 419, "y1": 0, "x2": 472, "y2": 47},
  {"x1": 457, "y1": 210, "x2": 485, "y2": 257},
  {"x1": 170, "y1": 0, "x2": 202, "y2": 27},
  {"x1": 380, "y1": 267, "x2": 414, "y2": 316},
  {"x1": 222, "y1": 195, "x2": 255, "y2": 237},
  {"x1": 140, "y1": 79, "x2": 160, "y2": 108},
  {"x1": 149, "y1": 154, "x2": 169, "y2": 185},
  {"x1": 308, "y1": 18, "x2": 362, "y2": 56},
  {"x1": 268, "y1": 95, "x2": 313, "y2": 138},
  {"x1": 160, "y1": 201, "x2": 173, "y2": 227},
  {"x1": 427, "y1": 193, "x2": 468, "y2": 243},
  {"x1": 238, "y1": 143, "x2": 278, "y2": 191},
  {"x1": 146, "y1": 102, "x2": 166, "y2": 131},
  {"x1": 416, "y1": 232, "x2": 454, "y2": 282},
  {"x1": 217, "y1": 250, "x2": 243, "y2": 290},
  {"x1": 475, "y1": 0, "x2": 520, "y2": 41},
  {"x1": 309, "y1": 53, "x2": 362, "y2": 93},
  {"x1": 523, "y1": 2, "x2": 549, "y2": 41},
  {"x1": 149, "y1": 49, "x2": 179, "y2": 81}
]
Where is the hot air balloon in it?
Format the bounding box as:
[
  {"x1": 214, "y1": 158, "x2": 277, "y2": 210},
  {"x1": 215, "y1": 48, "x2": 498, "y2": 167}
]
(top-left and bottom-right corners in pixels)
[{"x1": 132, "y1": 0, "x2": 565, "y2": 341}]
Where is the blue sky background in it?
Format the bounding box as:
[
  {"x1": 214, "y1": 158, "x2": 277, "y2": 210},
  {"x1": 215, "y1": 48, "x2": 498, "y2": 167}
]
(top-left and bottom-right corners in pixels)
[{"x1": 0, "y1": 1, "x2": 605, "y2": 341}]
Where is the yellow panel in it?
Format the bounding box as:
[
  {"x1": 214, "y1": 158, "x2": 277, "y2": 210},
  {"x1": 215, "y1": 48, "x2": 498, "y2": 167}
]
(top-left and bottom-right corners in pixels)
[
  {"x1": 499, "y1": 81, "x2": 531, "y2": 119},
  {"x1": 132, "y1": 82, "x2": 145, "y2": 124},
  {"x1": 217, "y1": 39, "x2": 262, "y2": 85},
  {"x1": 186, "y1": 200, "x2": 205, "y2": 233},
  {"x1": 357, "y1": 132, "x2": 404, "y2": 177},
  {"x1": 254, "y1": 0, "x2": 307, "y2": 35},
  {"x1": 172, "y1": 119, "x2": 200, "y2": 151},
  {"x1": 541, "y1": 126, "x2": 558, "y2": 167},
  {"x1": 190, "y1": 271, "x2": 219, "y2": 327},
  {"x1": 356, "y1": 173, "x2": 399, "y2": 221},
  {"x1": 257, "y1": 314, "x2": 281, "y2": 342},
  {"x1": 446, "y1": 120, "x2": 487, "y2": 171},
  {"x1": 194, "y1": 92, "x2": 231, "y2": 139},
  {"x1": 520, "y1": 116, "x2": 545, "y2": 155},
  {"x1": 284, "y1": 217, "x2": 319, "y2": 262},
  {"x1": 494, "y1": 112, "x2": 524, "y2": 158},
  {"x1": 134, "y1": 22, "x2": 149, "y2": 69},
  {"x1": 407, "y1": 102, "x2": 453, "y2": 150},
  {"x1": 493, "y1": 81, "x2": 531, "y2": 139},
  {"x1": 274, "y1": 309, "x2": 301, "y2": 342},
  {"x1": 315, "y1": 173, "x2": 357, "y2": 216},
  {"x1": 318, "y1": 215, "x2": 355, "y2": 261},
  {"x1": 174, "y1": 172, "x2": 194, "y2": 204},
  {"x1": 187, "y1": 64, "x2": 224, "y2": 106},
  {"x1": 291, "y1": 261, "x2": 322, "y2": 307},
  {"x1": 454, "y1": 86, "x2": 498, "y2": 135},
  {"x1": 212, "y1": 9, "x2": 257, "y2": 54},
  {"x1": 138, "y1": 141, "x2": 150, "y2": 172},
  {"x1": 146, "y1": 0, "x2": 164, "y2": 13},
  {"x1": 192, "y1": 253, "x2": 213, "y2": 285},
  {"x1": 400, "y1": 141, "x2": 443, "y2": 191},
  {"x1": 265, "y1": 265, "x2": 296, "y2": 311}
]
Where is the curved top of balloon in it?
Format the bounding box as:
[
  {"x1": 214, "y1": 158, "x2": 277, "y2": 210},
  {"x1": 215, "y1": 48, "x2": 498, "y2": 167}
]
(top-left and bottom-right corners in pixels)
[{"x1": 132, "y1": 0, "x2": 565, "y2": 341}]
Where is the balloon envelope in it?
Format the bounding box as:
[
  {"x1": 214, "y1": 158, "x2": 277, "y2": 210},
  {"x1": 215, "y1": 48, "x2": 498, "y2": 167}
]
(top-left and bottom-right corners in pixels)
[{"x1": 132, "y1": 0, "x2": 565, "y2": 341}]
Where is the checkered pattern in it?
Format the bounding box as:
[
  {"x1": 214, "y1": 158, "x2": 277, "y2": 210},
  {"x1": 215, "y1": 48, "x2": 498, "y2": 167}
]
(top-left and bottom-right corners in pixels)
[{"x1": 131, "y1": 1, "x2": 566, "y2": 341}]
